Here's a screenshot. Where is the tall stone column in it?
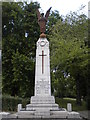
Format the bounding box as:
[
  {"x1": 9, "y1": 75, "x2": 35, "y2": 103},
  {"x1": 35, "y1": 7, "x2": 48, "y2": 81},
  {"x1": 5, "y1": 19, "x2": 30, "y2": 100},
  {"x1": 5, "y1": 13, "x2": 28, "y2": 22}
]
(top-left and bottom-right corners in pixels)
[
  {"x1": 35, "y1": 38, "x2": 51, "y2": 96},
  {"x1": 29, "y1": 37, "x2": 56, "y2": 104},
  {"x1": 26, "y1": 37, "x2": 59, "y2": 114}
]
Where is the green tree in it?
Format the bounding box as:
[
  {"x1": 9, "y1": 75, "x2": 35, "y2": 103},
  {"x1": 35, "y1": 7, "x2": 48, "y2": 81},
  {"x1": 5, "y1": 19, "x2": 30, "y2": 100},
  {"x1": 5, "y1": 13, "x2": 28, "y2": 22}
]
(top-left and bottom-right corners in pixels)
[
  {"x1": 87, "y1": 18, "x2": 90, "y2": 110},
  {"x1": 2, "y1": 2, "x2": 63, "y2": 98},
  {"x1": 3, "y1": 2, "x2": 88, "y2": 108},
  {"x1": 2, "y1": 2, "x2": 40, "y2": 97},
  {"x1": 12, "y1": 51, "x2": 34, "y2": 97},
  {"x1": 49, "y1": 11, "x2": 88, "y2": 105},
  {"x1": 46, "y1": 10, "x2": 62, "y2": 35}
]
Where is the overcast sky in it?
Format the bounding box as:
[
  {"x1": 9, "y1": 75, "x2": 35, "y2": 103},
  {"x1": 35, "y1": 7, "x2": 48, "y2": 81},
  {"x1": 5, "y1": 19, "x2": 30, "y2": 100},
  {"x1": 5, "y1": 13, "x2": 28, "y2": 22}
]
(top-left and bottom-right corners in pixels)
[{"x1": 30, "y1": 0, "x2": 89, "y2": 16}]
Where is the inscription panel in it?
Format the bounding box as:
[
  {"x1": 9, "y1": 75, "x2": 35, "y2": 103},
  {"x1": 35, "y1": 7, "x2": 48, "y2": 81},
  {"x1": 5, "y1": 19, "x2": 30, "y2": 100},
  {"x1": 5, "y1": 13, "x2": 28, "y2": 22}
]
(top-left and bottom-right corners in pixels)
[{"x1": 35, "y1": 80, "x2": 50, "y2": 95}]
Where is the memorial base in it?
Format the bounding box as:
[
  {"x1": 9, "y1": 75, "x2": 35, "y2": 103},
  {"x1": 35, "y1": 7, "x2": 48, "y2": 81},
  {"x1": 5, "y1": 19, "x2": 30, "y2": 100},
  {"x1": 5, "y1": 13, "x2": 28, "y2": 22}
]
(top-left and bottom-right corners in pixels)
[
  {"x1": 15, "y1": 95, "x2": 81, "y2": 119},
  {"x1": 26, "y1": 95, "x2": 60, "y2": 116},
  {"x1": 3, "y1": 111, "x2": 81, "y2": 119},
  {"x1": 3, "y1": 37, "x2": 80, "y2": 119}
]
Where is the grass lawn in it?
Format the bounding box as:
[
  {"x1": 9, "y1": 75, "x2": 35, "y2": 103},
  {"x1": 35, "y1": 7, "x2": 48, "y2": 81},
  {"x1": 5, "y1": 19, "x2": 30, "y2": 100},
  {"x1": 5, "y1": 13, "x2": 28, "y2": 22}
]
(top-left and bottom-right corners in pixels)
[{"x1": 55, "y1": 97, "x2": 87, "y2": 111}]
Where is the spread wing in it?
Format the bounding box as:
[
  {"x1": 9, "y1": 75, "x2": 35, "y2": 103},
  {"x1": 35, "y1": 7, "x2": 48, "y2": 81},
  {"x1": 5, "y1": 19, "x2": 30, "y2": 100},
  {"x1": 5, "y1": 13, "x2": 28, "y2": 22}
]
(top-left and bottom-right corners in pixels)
[
  {"x1": 36, "y1": 9, "x2": 41, "y2": 21},
  {"x1": 45, "y1": 7, "x2": 52, "y2": 20}
]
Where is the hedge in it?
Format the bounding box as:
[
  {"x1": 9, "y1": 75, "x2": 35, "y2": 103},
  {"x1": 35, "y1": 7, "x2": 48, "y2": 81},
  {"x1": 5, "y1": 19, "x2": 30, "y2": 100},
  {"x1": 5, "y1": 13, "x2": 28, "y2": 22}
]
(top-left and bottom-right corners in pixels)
[{"x1": 2, "y1": 95, "x2": 30, "y2": 112}]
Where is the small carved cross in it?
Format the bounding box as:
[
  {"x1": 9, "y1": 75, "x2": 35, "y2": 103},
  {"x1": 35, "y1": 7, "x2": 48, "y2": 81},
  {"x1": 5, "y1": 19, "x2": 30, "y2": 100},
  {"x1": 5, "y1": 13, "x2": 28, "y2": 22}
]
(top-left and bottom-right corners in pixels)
[{"x1": 39, "y1": 50, "x2": 47, "y2": 74}]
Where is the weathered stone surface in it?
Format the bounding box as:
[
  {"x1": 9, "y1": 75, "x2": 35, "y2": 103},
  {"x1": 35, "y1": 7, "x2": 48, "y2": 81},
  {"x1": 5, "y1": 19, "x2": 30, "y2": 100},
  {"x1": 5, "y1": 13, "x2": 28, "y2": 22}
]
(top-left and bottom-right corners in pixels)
[
  {"x1": 67, "y1": 103, "x2": 72, "y2": 112},
  {"x1": 2, "y1": 110, "x2": 82, "y2": 119},
  {"x1": 1, "y1": 118, "x2": 67, "y2": 120},
  {"x1": 30, "y1": 96, "x2": 55, "y2": 104},
  {"x1": 34, "y1": 38, "x2": 51, "y2": 96},
  {"x1": 26, "y1": 38, "x2": 59, "y2": 113},
  {"x1": 17, "y1": 104, "x2": 22, "y2": 112},
  {"x1": 10, "y1": 38, "x2": 81, "y2": 119},
  {"x1": 67, "y1": 112, "x2": 80, "y2": 118}
]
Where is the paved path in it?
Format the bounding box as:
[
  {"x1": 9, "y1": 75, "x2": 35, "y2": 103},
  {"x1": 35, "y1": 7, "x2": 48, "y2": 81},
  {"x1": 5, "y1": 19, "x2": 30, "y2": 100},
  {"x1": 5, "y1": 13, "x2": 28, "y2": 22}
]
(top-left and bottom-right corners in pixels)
[{"x1": 78, "y1": 111, "x2": 90, "y2": 120}]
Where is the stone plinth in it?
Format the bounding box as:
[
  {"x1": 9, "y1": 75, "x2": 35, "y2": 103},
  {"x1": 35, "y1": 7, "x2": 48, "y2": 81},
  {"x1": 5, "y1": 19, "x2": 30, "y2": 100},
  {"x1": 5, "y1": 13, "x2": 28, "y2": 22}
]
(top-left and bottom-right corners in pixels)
[{"x1": 30, "y1": 96, "x2": 55, "y2": 104}]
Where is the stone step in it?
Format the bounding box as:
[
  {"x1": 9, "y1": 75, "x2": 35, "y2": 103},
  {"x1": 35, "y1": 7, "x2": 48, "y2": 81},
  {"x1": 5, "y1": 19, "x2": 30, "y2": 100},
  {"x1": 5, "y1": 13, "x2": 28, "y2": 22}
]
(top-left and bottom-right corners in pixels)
[
  {"x1": 26, "y1": 103, "x2": 59, "y2": 111},
  {"x1": 31, "y1": 96, "x2": 55, "y2": 104},
  {"x1": 35, "y1": 109, "x2": 50, "y2": 116},
  {"x1": 2, "y1": 118, "x2": 68, "y2": 120},
  {"x1": 2, "y1": 117, "x2": 84, "y2": 120},
  {"x1": 1, "y1": 111, "x2": 82, "y2": 119}
]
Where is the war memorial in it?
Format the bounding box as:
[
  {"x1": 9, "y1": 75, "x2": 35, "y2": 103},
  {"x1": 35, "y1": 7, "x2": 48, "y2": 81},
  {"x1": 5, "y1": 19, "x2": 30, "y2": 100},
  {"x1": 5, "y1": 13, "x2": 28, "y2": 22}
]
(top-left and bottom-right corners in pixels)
[{"x1": 2, "y1": 7, "x2": 81, "y2": 120}]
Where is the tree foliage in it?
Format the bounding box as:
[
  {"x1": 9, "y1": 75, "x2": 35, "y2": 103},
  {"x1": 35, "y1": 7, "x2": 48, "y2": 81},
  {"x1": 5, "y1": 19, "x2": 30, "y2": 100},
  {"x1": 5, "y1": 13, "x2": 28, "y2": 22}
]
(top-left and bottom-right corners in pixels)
[
  {"x1": 2, "y1": 2, "x2": 40, "y2": 97},
  {"x1": 49, "y1": 11, "x2": 88, "y2": 105},
  {"x1": 2, "y1": 2, "x2": 61, "y2": 98}
]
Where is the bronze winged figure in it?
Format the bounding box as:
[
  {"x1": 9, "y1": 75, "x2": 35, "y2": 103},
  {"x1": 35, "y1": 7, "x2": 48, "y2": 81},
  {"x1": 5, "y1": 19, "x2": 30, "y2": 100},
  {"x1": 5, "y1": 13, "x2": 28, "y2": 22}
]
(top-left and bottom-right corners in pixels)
[{"x1": 36, "y1": 7, "x2": 52, "y2": 34}]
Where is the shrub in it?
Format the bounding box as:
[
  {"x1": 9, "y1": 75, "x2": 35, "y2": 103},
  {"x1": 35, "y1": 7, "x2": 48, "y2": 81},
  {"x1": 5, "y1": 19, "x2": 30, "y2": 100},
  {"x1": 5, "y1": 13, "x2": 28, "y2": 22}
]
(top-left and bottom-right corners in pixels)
[
  {"x1": 2, "y1": 94, "x2": 29, "y2": 112},
  {"x1": 55, "y1": 97, "x2": 87, "y2": 111}
]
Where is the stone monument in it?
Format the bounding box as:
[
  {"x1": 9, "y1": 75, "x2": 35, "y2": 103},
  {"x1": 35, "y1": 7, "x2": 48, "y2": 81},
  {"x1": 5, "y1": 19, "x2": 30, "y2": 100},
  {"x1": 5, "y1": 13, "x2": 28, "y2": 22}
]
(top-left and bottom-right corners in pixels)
[
  {"x1": 4, "y1": 8, "x2": 81, "y2": 119},
  {"x1": 26, "y1": 7, "x2": 61, "y2": 116},
  {"x1": 26, "y1": 32, "x2": 60, "y2": 116}
]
